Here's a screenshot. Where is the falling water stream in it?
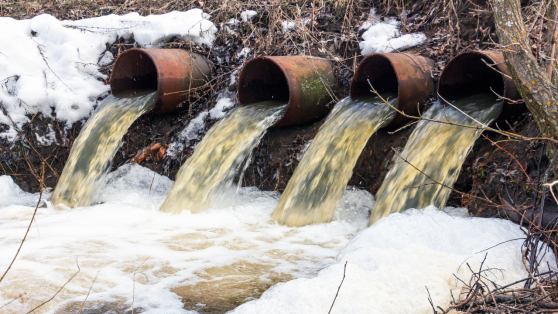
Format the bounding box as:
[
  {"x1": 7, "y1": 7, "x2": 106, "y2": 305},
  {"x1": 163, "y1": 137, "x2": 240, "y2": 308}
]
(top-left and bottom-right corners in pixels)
[
  {"x1": 370, "y1": 93, "x2": 503, "y2": 225},
  {"x1": 50, "y1": 91, "x2": 157, "y2": 208},
  {"x1": 273, "y1": 95, "x2": 397, "y2": 227},
  {"x1": 160, "y1": 102, "x2": 287, "y2": 214}
]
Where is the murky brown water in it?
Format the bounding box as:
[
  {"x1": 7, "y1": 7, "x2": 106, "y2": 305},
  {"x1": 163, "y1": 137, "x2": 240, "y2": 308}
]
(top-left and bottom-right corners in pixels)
[
  {"x1": 370, "y1": 93, "x2": 503, "y2": 225},
  {"x1": 51, "y1": 91, "x2": 156, "y2": 208},
  {"x1": 273, "y1": 95, "x2": 396, "y2": 227}
]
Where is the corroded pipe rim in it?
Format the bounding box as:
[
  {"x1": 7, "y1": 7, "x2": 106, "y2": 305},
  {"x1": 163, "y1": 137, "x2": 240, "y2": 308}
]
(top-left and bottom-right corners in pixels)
[
  {"x1": 111, "y1": 48, "x2": 213, "y2": 115},
  {"x1": 438, "y1": 50, "x2": 522, "y2": 125},
  {"x1": 238, "y1": 55, "x2": 336, "y2": 127},
  {"x1": 438, "y1": 50, "x2": 521, "y2": 107},
  {"x1": 238, "y1": 56, "x2": 291, "y2": 101},
  {"x1": 350, "y1": 53, "x2": 435, "y2": 128},
  {"x1": 111, "y1": 48, "x2": 162, "y2": 112}
]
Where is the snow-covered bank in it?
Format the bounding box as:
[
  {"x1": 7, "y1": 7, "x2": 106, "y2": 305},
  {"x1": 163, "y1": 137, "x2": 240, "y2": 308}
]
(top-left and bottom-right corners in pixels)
[
  {"x1": 0, "y1": 9, "x2": 217, "y2": 140},
  {"x1": 0, "y1": 165, "x2": 552, "y2": 314}
]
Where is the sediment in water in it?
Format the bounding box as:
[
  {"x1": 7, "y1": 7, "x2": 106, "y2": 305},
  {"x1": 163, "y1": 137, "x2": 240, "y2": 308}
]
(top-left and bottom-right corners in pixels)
[
  {"x1": 272, "y1": 95, "x2": 397, "y2": 227},
  {"x1": 370, "y1": 93, "x2": 503, "y2": 225},
  {"x1": 160, "y1": 102, "x2": 287, "y2": 214},
  {"x1": 50, "y1": 91, "x2": 156, "y2": 208}
]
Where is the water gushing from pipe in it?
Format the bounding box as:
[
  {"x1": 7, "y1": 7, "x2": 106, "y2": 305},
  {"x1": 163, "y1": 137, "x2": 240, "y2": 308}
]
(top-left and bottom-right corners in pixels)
[
  {"x1": 160, "y1": 102, "x2": 287, "y2": 214},
  {"x1": 369, "y1": 93, "x2": 503, "y2": 225},
  {"x1": 273, "y1": 95, "x2": 397, "y2": 227},
  {"x1": 51, "y1": 91, "x2": 156, "y2": 208}
]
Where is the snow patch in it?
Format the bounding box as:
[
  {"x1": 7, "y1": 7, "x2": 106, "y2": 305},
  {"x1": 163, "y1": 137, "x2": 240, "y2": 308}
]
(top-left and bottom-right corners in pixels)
[
  {"x1": 226, "y1": 18, "x2": 240, "y2": 26},
  {"x1": 237, "y1": 47, "x2": 251, "y2": 59},
  {"x1": 34, "y1": 124, "x2": 57, "y2": 146},
  {"x1": 296, "y1": 140, "x2": 312, "y2": 161},
  {"x1": 98, "y1": 51, "x2": 114, "y2": 66},
  {"x1": 209, "y1": 97, "x2": 235, "y2": 119},
  {"x1": 0, "y1": 9, "x2": 217, "y2": 140},
  {"x1": 359, "y1": 8, "x2": 426, "y2": 55},
  {"x1": 0, "y1": 176, "x2": 50, "y2": 209},
  {"x1": 282, "y1": 17, "x2": 311, "y2": 32},
  {"x1": 229, "y1": 69, "x2": 240, "y2": 86},
  {"x1": 240, "y1": 10, "x2": 257, "y2": 22},
  {"x1": 166, "y1": 110, "x2": 209, "y2": 158}
]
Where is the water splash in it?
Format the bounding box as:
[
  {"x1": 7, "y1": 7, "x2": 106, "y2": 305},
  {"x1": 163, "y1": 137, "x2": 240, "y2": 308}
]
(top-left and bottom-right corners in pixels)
[
  {"x1": 160, "y1": 102, "x2": 287, "y2": 214},
  {"x1": 273, "y1": 95, "x2": 397, "y2": 227},
  {"x1": 50, "y1": 91, "x2": 156, "y2": 208},
  {"x1": 0, "y1": 165, "x2": 368, "y2": 314},
  {"x1": 370, "y1": 93, "x2": 503, "y2": 225}
]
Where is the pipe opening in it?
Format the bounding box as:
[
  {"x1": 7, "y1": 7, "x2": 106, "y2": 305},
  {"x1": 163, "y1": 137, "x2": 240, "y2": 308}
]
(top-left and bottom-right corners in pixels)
[
  {"x1": 238, "y1": 58, "x2": 290, "y2": 105},
  {"x1": 111, "y1": 49, "x2": 158, "y2": 96},
  {"x1": 350, "y1": 55, "x2": 398, "y2": 99},
  {"x1": 438, "y1": 52, "x2": 505, "y2": 101}
]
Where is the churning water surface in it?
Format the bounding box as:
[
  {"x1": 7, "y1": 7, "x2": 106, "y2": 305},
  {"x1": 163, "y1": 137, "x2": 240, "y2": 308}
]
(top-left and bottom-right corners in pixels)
[
  {"x1": 1, "y1": 92, "x2": 549, "y2": 314},
  {"x1": 0, "y1": 165, "x2": 372, "y2": 314}
]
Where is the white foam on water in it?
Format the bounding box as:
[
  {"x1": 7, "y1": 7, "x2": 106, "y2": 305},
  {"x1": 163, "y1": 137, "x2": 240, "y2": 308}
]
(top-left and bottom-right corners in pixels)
[
  {"x1": 1, "y1": 166, "x2": 553, "y2": 313},
  {"x1": 0, "y1": 165, "x2": 368, "y2": 313},
  {"x1": 232, "y1": 207, "x2": 555, "y2": 314}
]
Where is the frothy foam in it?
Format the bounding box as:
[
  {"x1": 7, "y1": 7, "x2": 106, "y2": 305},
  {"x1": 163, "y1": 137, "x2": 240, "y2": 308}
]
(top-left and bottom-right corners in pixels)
[
  {"x1": 232, "y1": 208, "x2": 554, "y2": 314},
  {"x1": 0, "y1": 165, "x2": 368, "y2": 313},
  {"x1": 0, "y1": 165, "x2": 552, "y2": 313}
]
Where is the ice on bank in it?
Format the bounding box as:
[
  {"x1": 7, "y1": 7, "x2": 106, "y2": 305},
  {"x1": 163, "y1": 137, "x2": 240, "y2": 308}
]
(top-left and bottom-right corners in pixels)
[
  {"x1": 359, "y1": 8, "x2": 427, "y2": 55},
  {"x1": 0, "y1": 9, "x2": 217, "y2": 141}
]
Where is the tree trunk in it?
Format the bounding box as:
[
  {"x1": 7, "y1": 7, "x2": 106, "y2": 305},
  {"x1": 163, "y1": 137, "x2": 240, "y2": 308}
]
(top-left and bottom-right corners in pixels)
[
  {"x1": 545, "y1": 1, "x2": 558, "y2": 85},
  {"x1": 493, "y1": 0, "x2": 558, "y2": 153}
]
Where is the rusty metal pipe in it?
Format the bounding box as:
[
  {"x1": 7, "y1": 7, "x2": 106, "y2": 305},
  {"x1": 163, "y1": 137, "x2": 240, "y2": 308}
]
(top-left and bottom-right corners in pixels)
[
  {"x1": 238, "y1": 56, "x2": 337, "y2": 127},
  {"x1": 110, "y1": 48, "x2": 212, "y2": 114},
  {"x1": 350, "y1": 53, "x2": 435, "y2": 128},
  {"x1": 438, "y1": 50, "x2": 521, "y2": 122}
]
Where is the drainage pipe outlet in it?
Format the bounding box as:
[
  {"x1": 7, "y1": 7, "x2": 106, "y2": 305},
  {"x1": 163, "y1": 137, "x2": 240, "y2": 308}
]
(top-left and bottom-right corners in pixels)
[
  {"x1": 438, "y1": 50, "x2": 521, "y2": 123},
  {"x1": 238, "y1": 56, "x2": 337, "y2": 127},
  {"x1": 110, "y1": 48, "x2": 213, "y2": 114},
  {"x1": 350, "y1": 53, "x2": 435, "y2": 128}
]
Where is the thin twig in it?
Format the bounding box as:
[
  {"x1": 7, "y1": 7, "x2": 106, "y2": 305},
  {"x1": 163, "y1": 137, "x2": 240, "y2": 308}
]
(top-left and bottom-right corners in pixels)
[
  {"x1": 26, "y1": 258, "x2": 81, "y2": 314},
  {"x1": 328, "y1": 261, "x2": 348, "y2": 314},
  {"x1": 78, "y1": 270, "x2": 101, "y2": 314},
  {"x1": 132, "y1": 258, "x2": 149, "y2": 314},
  {"x1": 0, "y1": 162, "x2": 44, "y2": 284}
]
